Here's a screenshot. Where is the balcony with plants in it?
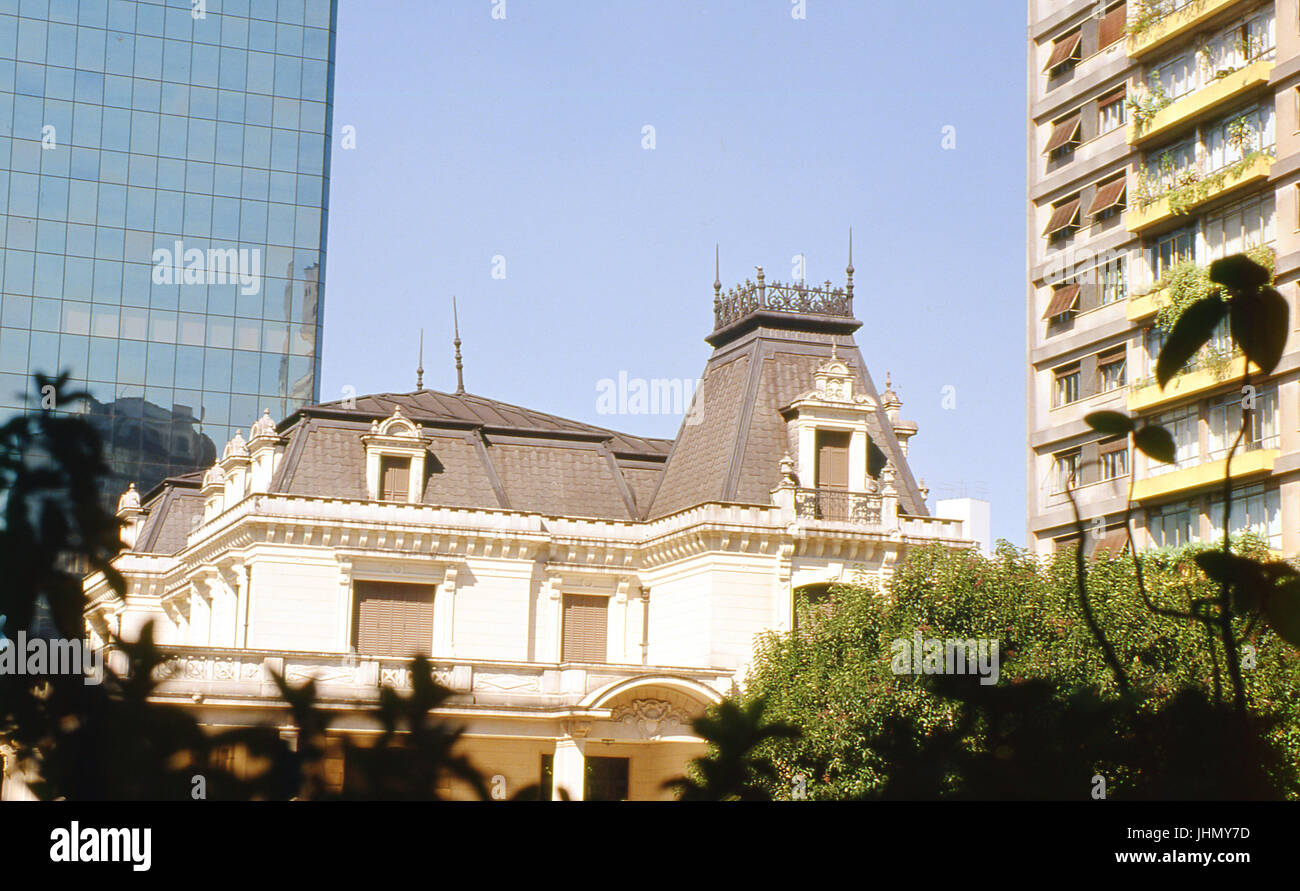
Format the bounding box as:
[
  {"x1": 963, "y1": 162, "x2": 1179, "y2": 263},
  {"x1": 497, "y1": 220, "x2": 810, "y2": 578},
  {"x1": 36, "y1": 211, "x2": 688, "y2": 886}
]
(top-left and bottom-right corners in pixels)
[
  {"x1": 1127, "y1": 245, "x2": 1274, "y2": 411},
  {"x1": 1127, "y1": 110, "x2": 1273, "y2": 232},
  {"x1": 1127, "y1": 11, "x2": 1274, "y2": 145},
  {"x1": 1126, "y1": 0, "x2": 1257, "y2": 59}
]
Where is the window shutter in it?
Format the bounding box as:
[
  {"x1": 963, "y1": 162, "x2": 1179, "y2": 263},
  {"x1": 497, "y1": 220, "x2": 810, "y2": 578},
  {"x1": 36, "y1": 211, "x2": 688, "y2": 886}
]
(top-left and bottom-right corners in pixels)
[
  {"x1": 1044, "y1": 31, "x2": 1082, "y2": 71},
  {"x1": 353, "y1": 580, "x2": 435, "y2": 657},
  {"x1": 815, "y1": 431, "x2": 851, "y2": 490},
  {"x1": 1098, "y1": 4, "x2": 1126, "y2": 50},
  {"x1": 380, "y1": 456, "x2": 411, "y2": 501},
  {"x1": 562, "y1": 594, "x2": 608, "y2": 663}
]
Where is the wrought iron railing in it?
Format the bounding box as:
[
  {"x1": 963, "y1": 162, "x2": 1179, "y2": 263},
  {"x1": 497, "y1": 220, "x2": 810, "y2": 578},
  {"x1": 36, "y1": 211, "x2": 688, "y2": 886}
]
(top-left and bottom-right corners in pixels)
[
  {"x1": 714, "y1": 276, "x2": 853, "y2": 331},
  {"x1": 794, "y1": 488, "x2": 882, "y2": 524}
]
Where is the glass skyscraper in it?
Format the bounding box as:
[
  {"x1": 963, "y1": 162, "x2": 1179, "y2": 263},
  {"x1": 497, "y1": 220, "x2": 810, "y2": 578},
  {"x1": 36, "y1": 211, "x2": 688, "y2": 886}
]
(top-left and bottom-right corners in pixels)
[{"x1": 0, "y1": 0, "x2": 334, "y2": 500}]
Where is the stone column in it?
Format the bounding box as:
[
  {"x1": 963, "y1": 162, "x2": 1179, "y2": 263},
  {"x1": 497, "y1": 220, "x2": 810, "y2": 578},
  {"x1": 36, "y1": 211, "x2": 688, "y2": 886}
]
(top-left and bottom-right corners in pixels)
[{"x1": 553, "y1": 724, "x2": 588, "y2": 801}]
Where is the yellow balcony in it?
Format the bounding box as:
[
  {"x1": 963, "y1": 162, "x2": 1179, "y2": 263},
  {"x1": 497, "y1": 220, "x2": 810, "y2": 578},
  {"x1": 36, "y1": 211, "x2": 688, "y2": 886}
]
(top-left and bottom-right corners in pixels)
[
  {"x1": 1128, "y1": 355, "x2": 1262, "y2": 413},
  {"x1": 1127, "y1": 0, "x2": 1252, "y2": 60},
  {"x1": 1124, "y1": 153, "x2": 1272, "y2": 234},
  {"x1": 1133, "y1": 449, "x2": 1278, "y2": 501},
  {"x1": 1127, "y1": 60, "x2": 1273, "y2": 147},
  {"x1": 1126, "y1": 289, "x2": 1168, "y2": 322}
]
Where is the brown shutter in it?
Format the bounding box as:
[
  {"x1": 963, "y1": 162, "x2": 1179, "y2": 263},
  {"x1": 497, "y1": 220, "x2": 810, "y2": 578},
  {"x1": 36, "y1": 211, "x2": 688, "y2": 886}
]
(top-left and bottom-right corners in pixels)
[
  {"x1": 1093, "y1": 527, "x2": 1130, "y2": 555},
  {"x1": 380, "y1": 456, "x2": 411, "y2": 500},
  {"x1": 1043, "y1": 283, "x2": 1081, "y2": 319},
  {"x1": 1088, "y1": 177, "x2": 1127, "y2": 214},
  {"x1": 815, "y1": 431, "x2": 851, "y2": 490},
  {"x1": 1044, "y1": 31, "x2": 1082, "y2": 71},
  {"x1": 1043, "y1": 197, "x2": 1081, "y2": 235},
  {"x1": 1043, "y1": 113, "x2": 1082, "y2": 155},
  {"x1": 1098, "y1": 4, "x2": 1126, "y2": 50},
  {"x1": 353, "y1": 580, "x2": 435, "y2": 657},
  {"x1": 562, "y1": 594, "x2": 608, "y2": 663}
]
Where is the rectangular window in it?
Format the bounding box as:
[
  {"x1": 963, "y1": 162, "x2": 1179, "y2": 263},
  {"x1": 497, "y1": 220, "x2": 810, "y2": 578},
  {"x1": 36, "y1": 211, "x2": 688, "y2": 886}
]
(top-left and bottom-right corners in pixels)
[
  {"x1": 1044, "y1": 113, "x2": 1082, "y2": 162},
  {"x1": 1203, "y1": 193, "x2": 1274, "y2": 260},
  {"x1": 1100, "y1": 255, "x2": 1128, "y2": 304},
  {"x1": 1098, "y1": 89, "x2": 1126, "y2": 133},
  {"x1": 1098, "y1": 350, "x2": 1127, "y2": 392},
  {"x1": 1209, "y1": 484, "x2": 1281, "y2": 548},
  {"x1": 1099, "y1": 439, "x2": 1129, "y2": 480},
  {"x1": 1147, "y1": 500, "x2": 1198, "y2": 549},
  {"x1": 562, "y1": 594, "x2": 608, "y2": 664},
  {"x1": 1052, "y1": 448, "x2": 1081, "y2": 493},
  {"x1": 379, "y1": 455, "x2": 411, "y2": 501},
  {"x1": 1149, "y1": 404, "x2": 1199, "y2": 475},
  {"x1": 1044, "y1": 30, "x2": 1082, "y2": 74},
  {"x1": 1052, "y1": 364, "x2": 1081, "y2": 407},
  {"x1": 540, "y1": 754, "x2": 554, "y2": 801},
  {"x1": 352, "y1": 580, "x2": 436, "y2": 658},
  {"x1": 1088, "y1": 176, "x2": 1127, "y2": 223},
  {"x1": 1044, "y1": 195, "x2": 1082, "y2": 244},
  {"x1": 1207, "y1": 386, "x2": 1278, "y2": 459},
  {"x1": 815, "y1": 430, "x2": 851, "y2": 490},
  {"x1": 1149, "y1": 226, "x2": 1195, "y2": 282}
]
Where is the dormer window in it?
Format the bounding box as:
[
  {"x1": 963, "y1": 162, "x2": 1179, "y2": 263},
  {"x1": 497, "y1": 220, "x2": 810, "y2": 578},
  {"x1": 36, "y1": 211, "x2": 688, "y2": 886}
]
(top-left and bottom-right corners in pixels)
[{"x1": 361, "y1": 407, "x2": 427, "y2": 504}]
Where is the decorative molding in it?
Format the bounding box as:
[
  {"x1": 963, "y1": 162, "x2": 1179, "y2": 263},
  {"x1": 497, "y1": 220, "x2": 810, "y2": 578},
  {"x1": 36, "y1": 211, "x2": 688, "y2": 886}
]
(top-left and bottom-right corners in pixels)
[{"x1": 610, "y1": 699, "x2": 694, "y2": 739}]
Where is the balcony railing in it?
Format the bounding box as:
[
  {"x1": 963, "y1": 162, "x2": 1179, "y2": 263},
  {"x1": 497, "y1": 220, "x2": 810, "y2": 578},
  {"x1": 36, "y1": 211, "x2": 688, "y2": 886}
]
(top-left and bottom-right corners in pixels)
[{"x1": 794, "y1": 488, "x2": 882, "y2": 524}]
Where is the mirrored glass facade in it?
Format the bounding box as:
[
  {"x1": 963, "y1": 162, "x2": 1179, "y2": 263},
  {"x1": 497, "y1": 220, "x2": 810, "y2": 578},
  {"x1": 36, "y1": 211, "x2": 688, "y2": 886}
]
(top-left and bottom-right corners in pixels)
[{"x1": 0, "y1": 0, "x2": 335, "y2": 500}]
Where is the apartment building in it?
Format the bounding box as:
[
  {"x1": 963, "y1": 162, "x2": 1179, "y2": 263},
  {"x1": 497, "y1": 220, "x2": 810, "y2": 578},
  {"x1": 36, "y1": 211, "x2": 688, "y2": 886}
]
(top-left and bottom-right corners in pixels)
[{"x1": 1028, "y1": 0, "x2": 1300, "y2": 556}]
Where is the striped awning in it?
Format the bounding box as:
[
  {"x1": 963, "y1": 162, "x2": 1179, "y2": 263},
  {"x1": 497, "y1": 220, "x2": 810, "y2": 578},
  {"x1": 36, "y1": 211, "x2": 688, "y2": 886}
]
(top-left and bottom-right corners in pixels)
[
  {"x1": 1088, "y1": 178, "x2": 1127, "y2": 214},
  {"x1": 1043, "y1": 197, "x2": 1081, "y2": 236},
  {"x1": 1043, "y1": 283, "x2": 1081, "y2": 319},
  {"x1": 1044, "y1": 31, "x2": 1082, "y2": 71},
  {"x1": 1043, "y1": 114, "x2": 1082, "y2": 155}
]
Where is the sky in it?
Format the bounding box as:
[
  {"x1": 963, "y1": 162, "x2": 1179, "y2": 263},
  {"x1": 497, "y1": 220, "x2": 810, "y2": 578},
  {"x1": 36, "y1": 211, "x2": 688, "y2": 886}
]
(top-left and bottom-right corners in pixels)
[{"x1": 322, "y1": 0, "x2": 1028, "y2": 545}]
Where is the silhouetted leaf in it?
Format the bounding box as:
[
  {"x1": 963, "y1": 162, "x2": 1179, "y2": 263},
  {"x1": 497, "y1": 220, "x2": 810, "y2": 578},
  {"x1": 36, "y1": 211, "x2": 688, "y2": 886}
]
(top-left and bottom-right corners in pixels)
[
  {"x1": 1229, "y1": 286, "x2": 1289, "y2": 376},
  {"x1": 1133, "y1": 425, "x2": 1176, "y2": 464},
  {"x1": 1209, "y1": 254, "x2": 1271, "y2": 293},
  {"x1": 1084, "y1": 411, "x2": 1133, "y2": 438},
  {"x1": 1157, "y1": 296, "x2": 1227, "y2": 388}
]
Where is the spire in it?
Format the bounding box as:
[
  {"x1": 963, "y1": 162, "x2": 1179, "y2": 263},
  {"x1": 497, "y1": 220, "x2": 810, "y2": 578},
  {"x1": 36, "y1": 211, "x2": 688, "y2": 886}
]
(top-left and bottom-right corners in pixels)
[
  {"x1": 452, "y1": 297, "x2": 465, "y2": 395},
  {"x1": 416, "y1": 328, "x2": 424, "y2": 390},
  {"x1": 845, "y1": 227, "x2": 854, "y2": 300},
  {"x1": 713, "y1": 244, "x2": 721, "y2": 298}
]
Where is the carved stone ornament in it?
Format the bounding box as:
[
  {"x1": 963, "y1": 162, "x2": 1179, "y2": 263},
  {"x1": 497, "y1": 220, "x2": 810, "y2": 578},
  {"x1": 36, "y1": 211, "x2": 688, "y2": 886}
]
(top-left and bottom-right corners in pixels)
[{"x1": 611, "y1": 699, "x2": 694, "y2": 739}]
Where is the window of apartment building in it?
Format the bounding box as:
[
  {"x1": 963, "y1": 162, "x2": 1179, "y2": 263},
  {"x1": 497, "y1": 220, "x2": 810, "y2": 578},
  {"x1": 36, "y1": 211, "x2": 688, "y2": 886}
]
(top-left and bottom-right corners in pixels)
[
  {"x1": 1203, "y1": 10, "x2": 1276, "y2": 75},
  {"x1": 1149, "y1": 404, "x2": 1199, "y2": 475},
  {"x1": 1209, "y1": 483, "x2": 1282, "y2": 548},
  {"x1": 1088, "y1": 175, "x2": 1127, "y2": 224},
  {"x1": 1099, "y1": 255, "x2": 1128, "y2": 303},
  {"x1": 351, "y1": 580, "x2": 436, "y2": 659},
  {"x1": 561, "y1": 593, "x2": 608, "y2": 663},
  {"x1": 1098, "y1": 3, "x2": 1127, "y2": 52},
  {"x1": 1052, "y1": 448, "x2": 1082, "y2": 493},
  {"x1": 1052, "y1": 363, "x2": 1081, "y2": 407},
  {"x1": 1099, "y1": 87, "x2": 1127, "y2": 134},
  {"x1": 378, "y1": 455, "x2": 411, "y2": 501},
  {"x1": 1043, "y1": 283, "x2": 1081, "y2": 323},
  {"x1": 1149, "y1": 225, "x2": 1195, "y2": 282},
  {"x1": 1098, "y1": 348, "x2": 1127, "y2": 392},
  {"x1": 1153, "y1": 53, "x2": 1196, "y2": 103},
  {"x1": 1208, "y1": 386, "x2": 1278, "y2": 459},
  {"x1": 1143, "y1": 137, "x2": 1197, "y2": 195},
  {"x1": 1044, "y1": 29, "x2": 1082, "y2": 76},
  {"x1": 1044, "y1": 112, "x2": 1082, "y2": 163},
  {"x1": 1204, "y1": 193, "x2": 1275, "y2": 260},
  {"x1": 1099, "y1": 438, "x2": 1129, "y2": 481},
  {"x1": 1044, "y1": 195, "x2": 1081, "y2": 244},
  {"x1": 1205, "y1": 102, "x2": 1274, "y2": 173},
  {"x1": 1146, "y1": 500, "x2": 1198, "y2": 549}
]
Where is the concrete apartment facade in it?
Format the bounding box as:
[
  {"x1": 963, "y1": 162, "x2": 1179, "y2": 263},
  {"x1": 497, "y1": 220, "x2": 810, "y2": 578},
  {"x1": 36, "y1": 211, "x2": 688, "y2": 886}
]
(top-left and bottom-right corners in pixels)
[
  {"x1": 1028, "y1": 0, "x2": 1300, "y2": 556},
  {"x1": 0, "y1": 267, "x2": 974, "y2": 802}
]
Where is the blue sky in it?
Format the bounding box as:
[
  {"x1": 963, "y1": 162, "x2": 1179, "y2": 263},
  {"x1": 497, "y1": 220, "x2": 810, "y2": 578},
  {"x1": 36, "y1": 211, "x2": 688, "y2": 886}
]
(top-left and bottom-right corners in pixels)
[{"x1": 322, "y1": 0, "x2": 1027, "y2": 544}]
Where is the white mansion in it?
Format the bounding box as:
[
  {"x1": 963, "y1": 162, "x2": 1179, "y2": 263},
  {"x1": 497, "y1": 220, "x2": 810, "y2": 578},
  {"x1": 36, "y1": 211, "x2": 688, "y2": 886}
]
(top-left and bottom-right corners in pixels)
[{"x1": 66, "y1": 264, "x2": 972, "y2": 801}]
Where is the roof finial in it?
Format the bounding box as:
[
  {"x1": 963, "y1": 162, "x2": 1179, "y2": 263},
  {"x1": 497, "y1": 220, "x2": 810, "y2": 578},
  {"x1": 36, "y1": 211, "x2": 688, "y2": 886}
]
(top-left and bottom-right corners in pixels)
[
  {"x1": 713, "y1": 244, "x2": 721, "y2": 298},
  {"x1": 452, "y1": 297, "x2": 465, "y2": 395},
  {"x1": 830, "y1": 340, "x2": 838, "y2": 361},
  {"x1": 416, "y1": 328, "x2": 424, "y2": 390},
  {"x1": 845, "y1": 226, "x2": 854, "y2": 299}
]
